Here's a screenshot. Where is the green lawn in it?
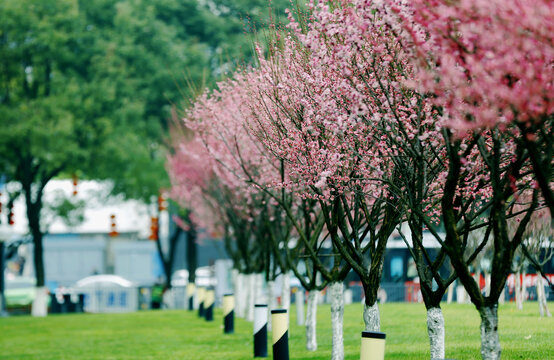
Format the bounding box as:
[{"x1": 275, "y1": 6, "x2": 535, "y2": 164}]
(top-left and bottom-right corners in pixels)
[{"x1": 1, "y1": 302, "x2": 552, "y2": 359}]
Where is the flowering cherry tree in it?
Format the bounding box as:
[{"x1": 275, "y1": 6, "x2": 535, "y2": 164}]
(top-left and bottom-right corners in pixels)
[
  {"x1": 398, "y1": 0, "x2": 554, "y2": 217},
  {"x1": 389, "y1": 1, "x2": 549, "y2": 358}
]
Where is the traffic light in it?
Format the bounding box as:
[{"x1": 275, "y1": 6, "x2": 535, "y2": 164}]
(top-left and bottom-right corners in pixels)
[
  {"x1": 72, "y1": 174, "x2": 78, "y2": 196},
  {"x1": 149, "y1": 217, "x2": 159, "y2": 241},
  {"x1": 7, "y1": 203, "x2": 14, "y2": 226},
  {"x1": 109, "y1": 214, "x2": 119, "y2": 237}
]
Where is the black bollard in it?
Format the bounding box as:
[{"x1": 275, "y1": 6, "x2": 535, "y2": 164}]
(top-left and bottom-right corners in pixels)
[
  {"x1": 49, "y1": 294, "x2": 61, "y2": 313},
  {"x1": 197, "y1": 287, "x2": 205, "y2": 317},
  {"x1": 186, "y1": 283, "x2": 195, "y2": 311},
  {"x1": 271, "y1": 309, "x2": 289, "y2": 360},
  {"x1": 253, "y1": 304, "x2": 268, "y2": 357},
  {"x1": 204, "y1": 289, "x2": 214, "y2": 321},
  {"x1": 222, "y1": 294, "x2": 234, "y2": 334}
]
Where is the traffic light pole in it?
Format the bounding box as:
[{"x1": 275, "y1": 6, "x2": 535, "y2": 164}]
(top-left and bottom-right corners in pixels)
[{"x1": 0, "y1": 241, "x2": 7, "y2": 317}]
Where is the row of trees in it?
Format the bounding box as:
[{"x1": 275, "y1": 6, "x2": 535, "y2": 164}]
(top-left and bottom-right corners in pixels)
[
  {"x1": 0, "y1": 0, "x2": 292, "y2": 310},
  {"x1": 167, "y1": 1, "x2": 553, "y2": 359}
]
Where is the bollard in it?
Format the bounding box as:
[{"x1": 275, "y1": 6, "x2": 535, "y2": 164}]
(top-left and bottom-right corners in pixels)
[
  {"x1": 271, "y1": 309, "x2": 289, "y2": 360},
  {"x1": 254, "y1": 304, "x2": 268, "y2": 357},
  {"x1": 360, "y1": 331, "x2": 386, "y2": 360},
  {"x1": 222, "y1": 294, "x2": 234, "y2": 334},
  {"x1": 76, "y1": 294, "x2": 85, "y2": 313},
  {"x1": 197, "y1": 287, "x2": 206, "y2": 317},
  {"x1": 204, "y1": 289, "x2": 214, "y2": 321},
  {"x1": 186, "y1": 283, "x2": 195, "y2": 311}
]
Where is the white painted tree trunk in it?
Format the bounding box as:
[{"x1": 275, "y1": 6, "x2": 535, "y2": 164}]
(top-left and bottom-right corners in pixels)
[
  {"x1": 479, "y1": 305, "x2": 501, "y2": 360},
  {"x1": 536, "y1": 275, "x2": 552, "y2": 317},
  {"x1": 498, "y1": 287, "x2": 505, "y2": 304},
  {"x1": 329, "y1": 282, "x2": 344, "y2": 360},
  {"x1": 296, "y1": 289, "x2": 305, "y2": 326},
  {"x1": 235, "y1": 273, "x2": 246, "y2": 318},
  {"x1": 515, "y1": 272, "x2": 524, "y2": 310},
  {"x1": 456, "y1": 285, "x2": 469, "y2": 304},
  {"x1": 267, "y1": 280, "x2": 276, "y2": 330},
  {"x1": 31, "y1": 287, "x2": 48, "y2": 317},
  {"x1": 282, "y1": 272, "x2": 291, "y2": 310},
  {"x1": 246, "y1": 273, "x2": 256, "y2": 321},
  {"x1": 447, "y1": 281, "x2": 455, "y2": 304},
  {"x1": 426, "y1": 307, "x2": 445, "y2": 360},
  {"x1": 305, "y1": 290, "x2": 319, "y2": 351},
  {"x1": 363, "y1": 302, "x2": 380, "y2": 331}
]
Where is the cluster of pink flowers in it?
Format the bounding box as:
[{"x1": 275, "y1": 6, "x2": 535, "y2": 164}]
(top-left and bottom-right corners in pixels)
[
  {"x1": 397, "y1": 0, "x2": 554, "y2": 132},
  {"x1": 167, "y1": 0, "x2": 550, "y2": 234}
]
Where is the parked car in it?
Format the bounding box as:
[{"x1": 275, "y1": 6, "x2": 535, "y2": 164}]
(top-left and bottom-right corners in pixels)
[{"x1": 5, "y1": 276, "x2": 36, "y2": 312}]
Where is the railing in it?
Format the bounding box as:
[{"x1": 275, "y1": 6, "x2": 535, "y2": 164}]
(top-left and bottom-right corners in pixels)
[{"x1": 77, "y1": 286, "x2": 139, "y2": 313}]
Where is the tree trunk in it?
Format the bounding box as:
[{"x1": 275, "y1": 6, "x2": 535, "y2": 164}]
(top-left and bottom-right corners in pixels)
[
  {"x1": 246, "y1": 273, "x2": 256, "y2": 321},
  {"x1": 305, "y1": 290, "x2": 319, "y2": 351},
  {"x1": 296, "y1": 289, "x2": 305, "y2": 326},
  {"x1": 29, "y1": 205, "x2": 48, "y2": 317},
  {"x1": 515, "y1": 272, "x2": 524, "y2": 310},
  {"x1": 363, "y1": 302, "x2": 380, "y2": 331},
  {"x1": 447, "y1": 280, "x2": 455, "y2": 304},
  {"x1": 282, "y1": 272, "x2": 291, "y2": 309},
  {"x1": 31, "y1": 286, "x2": 48, "y2": 317},
  {"x1": 329, "y1": 281, "x2": 344, "y2": 360},
  {"x1": 426, "y1": 307, "x2": 445, "y2": 360},
  {"x1": 186, "y1": 223, "x2": 197, "y2": 285},
  {"x1": 536, "y1": 275, "x2": 552, "y2": 317},
  {"x1": 235, "y1": 272, "x2": 246, "y2": 318},
  {"x1": 479, "y1": 305, "x2": 501, "y2": 360},
  {"x1": 267, "y1": 280, "x2": 276, "y2": 330}
]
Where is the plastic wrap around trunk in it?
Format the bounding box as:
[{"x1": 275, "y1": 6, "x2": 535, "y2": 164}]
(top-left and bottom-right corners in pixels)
[
  {"x1": 363, "y1": 302, "x2": 380, "y2": 332},
  {"x1": 479, "y1": 305, "x2": 501, "y2": 360},
  {"x1": 296, "y1": 289, "x2": 305, "y2": 326},
  {"x1": 329, "y1": 282, "x2": 344, "y2": 360},
  {"x1": 31, "y1": 286, "x2": 48, "y2": 317},
  {"x1": 282, "y1": 272, "x2": 291, "y2": 310},
  {"x1": 305, "y1": 290, "x2": 319, "y2": 351},
  {"x1": 426, "y1": 307, "x2": 445, "y2": 360}
]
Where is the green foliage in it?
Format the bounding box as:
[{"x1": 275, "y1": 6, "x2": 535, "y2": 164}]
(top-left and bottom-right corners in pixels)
[
  {"x1": 44, "y1": 191, "x2": 86, "y2": 229},
  {"x1": 0, "y1": 303, "x2": 552, "y2": 359}
]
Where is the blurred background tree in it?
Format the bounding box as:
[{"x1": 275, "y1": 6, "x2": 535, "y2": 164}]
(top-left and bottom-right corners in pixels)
[{"x1": 0, "y1": 0, "x2": 291, "y2": 288}]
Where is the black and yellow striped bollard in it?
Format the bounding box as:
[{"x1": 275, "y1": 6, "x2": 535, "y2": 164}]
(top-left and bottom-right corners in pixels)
[
  {"x1": 186, "y1": 283, "x2": 195, "y2": 311},
  {"x1": 254, "y1": 304, "x2": 268, "y2": 357},
  {"x1": 204, "y1": 289, "x2": 215, "y2": 321},
  {"x1": 271, "y1": 309, "x2": 289, "y2": 360},
  {"x1": 222, "y1": 293, "x2": 234, "y2": 334},
  {"x1": 360, "y1": 331, "x2": 386, "y2": 360},
  {"x1": 197, "y1": 287, "x2": 206, "y2": 317}
]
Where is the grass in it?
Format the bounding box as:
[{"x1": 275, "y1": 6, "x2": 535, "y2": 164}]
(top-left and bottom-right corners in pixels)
[{"x1": 0, "y1": 302, "x2": 552, "y2": 359}]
